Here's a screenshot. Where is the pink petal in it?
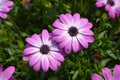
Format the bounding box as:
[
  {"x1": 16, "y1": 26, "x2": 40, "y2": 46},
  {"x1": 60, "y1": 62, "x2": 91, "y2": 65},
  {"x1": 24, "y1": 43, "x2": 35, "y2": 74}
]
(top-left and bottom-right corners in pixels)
[
  {"x1": 2, "y1": 1, "x2": 14, "y2": 7},
  {"x1": 0, "y1": 0, "x2": 8, "y2": 3},
  {"x1": 95, "y1": 2, "x2": 104, "y2": 8},
  {"x1": 59, "y1": 14, "x2": 70, "y2": 24},
  {"x1": 50, "y1": 45, "x2": 60, "y2": 52},
  {"x1": 33, "y1": 57, "x2": 42, "y2": 71},
  {"x1": 0, "y1": 64, "x2": 3, "y2": 74},
  {"x1": 1, "y1": 66, "x2": 15, "y2": 80},
  {"x1": 109, "y1": 10, "x2": 115, "y2": 19},
  {"x1": 91, "y1": 73, "x2": 104, "y2": 80},
  {"x1": 52, "y1": 19, "x2": 68, "y2": 30},
  {"x1": 50, "y1": 51, "x2": 64, "y2": 62},
  {"x1": 84, "y1": 35, "x2": 94, "y2": 43},
  {"x1": 0, "y1": 6, "x2": 10, "y2": 12},
  {"x1": 77, "y1": 34, "x2": 88, "y2": 48},
  {"x1": 29, "y1": 52, "x2": 41, "y2": 66},
  {"x1": 58, "y1": 36, "x2": 71, "y2": 48},
  {"x1": 72, "y1": 37, "x2": 79, "y2": 52},
  {"x1": 26, "y1": 37, "x2": 41, "y2": 47},
  {"x1": 79, "y1": 29, "x2": 94, "y2": 35},
  {"x1": 41, "y1": 29, "x2": 50, "y2": 44},
  {"x1": 23, "y1": 47, "x2": 39, "y2": 55},
  {"x1": 0, "y1": 13, "x2": 7, "y2": 19},
  {"x1": 78, "y1": 18, "x2": 88, "y2": 28},
  {"x1": 52, "y1": 36, "x2": 62, "y2": 42},
  {"x1": 49, "y1": 54, "x2": 61, "y2": 66},
  {"x1": 41, "y1": 55, "x2": 49, "y2": 72},
  {"x1": 65, "y1": 13, "x2": 73, "y2": 23},
  {"x1": 81, "y1": 22, "x2": 93, "y2": 29},
  {"x1": 52, "y1": 29, "x2": 67, "y2": 36},
  {"x1": 113, "y1": 65, "x2": 120, "y2": 80},
  {"x1": 48, "y1": 54, "x2": 59, "y2": 71},
  {"x1": 102, "y1": 68, "x2": 112, "y2": 80},
  {"x1": 31, "y1": 34, "x2": 43, "y2": 46},
  {"x1": 23, "y1": 55, "x2": 30, "y2": 61},
  {"x1": 64, "y1": 37, "x2": 72, "y2": 54},
  {"x1": 52, "y1": 33, "x2": 70, "y2": 43},
  {"x1": 73, "y1": 13, "x2": 81, "y2": 26},
  {"x1": 105, "y1": 4, "x2": 111, "y2": 12}
]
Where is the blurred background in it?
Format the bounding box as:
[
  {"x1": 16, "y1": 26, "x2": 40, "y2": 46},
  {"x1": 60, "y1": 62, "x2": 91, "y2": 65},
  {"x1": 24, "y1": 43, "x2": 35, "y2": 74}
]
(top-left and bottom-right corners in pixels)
[{"x1": 0, "y1": 0, "x2": 120, "y2": 80}]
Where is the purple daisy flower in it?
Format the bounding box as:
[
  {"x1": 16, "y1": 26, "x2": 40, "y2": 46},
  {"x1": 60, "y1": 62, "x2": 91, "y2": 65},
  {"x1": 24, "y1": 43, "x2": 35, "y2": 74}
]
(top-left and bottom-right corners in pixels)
[
  {"x1": 92, "y1": 64, "x2": 120, "y2": 80},
  {"x1": 0, "y1": 0, "x2": 14, "y2": 19},
  {"x1": 0, "y1": 64, "x2": 16, "y2": 80},
  {"x1": 23, "y1": 29, "x2": 64, "y2": 72},
  {"x1": 52, "y1": 13, "x2": 94, "y2": 54},
  {"x1": 105, "y1": 0, "x2": 120, "y2": 19},
  {"x1": 95, "y1": 0, "x2": 120, "y2": 19}
]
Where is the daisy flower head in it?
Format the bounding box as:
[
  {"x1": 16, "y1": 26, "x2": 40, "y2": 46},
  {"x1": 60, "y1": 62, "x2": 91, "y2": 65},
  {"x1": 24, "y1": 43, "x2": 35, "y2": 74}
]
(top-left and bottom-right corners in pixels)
[
  {"x1": 0, "y1": 0, "x2": 14, "y2": 19},
  {"x1": 105, "y1": 0, "x2": 120, "y2": 19},
  {"x1": 96, "y1": 0, "x2": 120, "y2": 19},
  {"x1": 92, "y1": 64, "x2": 120, "y2": 80},
  {"x1": 23, "y1": 29, "x2": 65, "y2": 72},
  {"x1": 52, "y1": 13, "x2": 94, "y2": 54},
  {"x1": 0, "y1": 64, "x2": 16, "y2": 80}
]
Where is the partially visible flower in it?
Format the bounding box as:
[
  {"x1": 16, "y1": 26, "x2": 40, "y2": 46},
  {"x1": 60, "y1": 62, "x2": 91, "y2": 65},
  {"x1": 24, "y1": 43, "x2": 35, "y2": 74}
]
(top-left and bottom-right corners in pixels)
[
  {"x1": 0, "y1": 0, "x2": 14, "y2": 19},
  {"x1": 95, "y1": 0, "x2": 120, "y2": 19},
  {"x1": 105, "y1": 0, "x2": 120, "y2": 19},
  {"x1": 0, "y1": 64, "x2": 16, "y2": 80},
  {"x1": 52, "y1": 13, "x2": 94, "y2": 54},
  {"x1": 23, "y1": 29, "x2": 64, "y2": 72},
  {"x1": 92, "y1": 64, "x2": 120, "y2": 80}
]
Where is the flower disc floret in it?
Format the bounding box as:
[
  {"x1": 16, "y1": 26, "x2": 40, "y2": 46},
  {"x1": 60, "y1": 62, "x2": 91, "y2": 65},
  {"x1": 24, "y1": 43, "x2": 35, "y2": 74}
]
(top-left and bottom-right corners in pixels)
[
  {"x1": 108, "y1": 0, "x2": 115, "y2": 6},
  {"x1": 40, "y1": 45, "x2": 50, "y2": 54}
]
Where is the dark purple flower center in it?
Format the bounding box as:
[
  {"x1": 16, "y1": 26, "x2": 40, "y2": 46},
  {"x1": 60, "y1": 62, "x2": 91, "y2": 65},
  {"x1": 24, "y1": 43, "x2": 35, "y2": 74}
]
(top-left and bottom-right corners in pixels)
[
  {"x1": 40, "y1": 45, "x2": 50, "y2": 54},
  {"x1": 68, "y1": 27, "x2": 78, "y2": 36},
  {"x1": 108, "y1": 0, "x2": 114, "y2": 6}
]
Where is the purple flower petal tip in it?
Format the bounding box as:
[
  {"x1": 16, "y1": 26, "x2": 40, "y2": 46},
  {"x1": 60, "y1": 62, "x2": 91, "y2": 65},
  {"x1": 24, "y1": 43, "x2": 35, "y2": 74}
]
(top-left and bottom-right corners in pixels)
[
  {"x1": 91, "y1": 64, "x2": 120, "y2": 80},
  {"x1": 95, "y1": 2, "x2": 104, "y2": 8},
  {"x1": 0, "y1": 64, "x2": 15, "y2": 80}
]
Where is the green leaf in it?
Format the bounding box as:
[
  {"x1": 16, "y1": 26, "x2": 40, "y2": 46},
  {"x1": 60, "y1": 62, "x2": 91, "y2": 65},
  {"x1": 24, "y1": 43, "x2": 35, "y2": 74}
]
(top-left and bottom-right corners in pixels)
[
  {"x1": 4, "y1": 21, "x2": 13, "y2": 27},
  {"x1": 107, "y1": 50, "x2": 117, "y2": 59},
  {"x1": 72, "y1": 70, "x2": 79, "y2": 80},
  {"x1": 48, "y1": 25, "x2": 54, "y2": 31},
  {"x1": 97, "y1": 30, "x2": 107, "y2": 39},
  {"x1": 101, "y1": 58, "x2": 111, "y2": 67}
]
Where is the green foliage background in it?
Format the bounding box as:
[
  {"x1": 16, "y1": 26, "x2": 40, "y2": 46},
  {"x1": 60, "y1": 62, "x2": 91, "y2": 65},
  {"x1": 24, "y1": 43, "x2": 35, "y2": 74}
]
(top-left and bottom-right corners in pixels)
[{"x1": 0, "y1": 0, "x2": 120, "y2": 80}]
